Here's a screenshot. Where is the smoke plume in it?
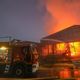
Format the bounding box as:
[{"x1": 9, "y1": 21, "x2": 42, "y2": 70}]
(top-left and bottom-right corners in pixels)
[{"x1": 41, "y1": 0, "x2": 80, "y2": 34}]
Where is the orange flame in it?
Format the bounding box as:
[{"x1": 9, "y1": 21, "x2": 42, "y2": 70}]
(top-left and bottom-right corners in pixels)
[
  {"x1": 56, "y1": 42, "x2": 80, "y2": 57},
  {"x1": 44, "y1": 0, "x2": 80, "y2": 34}
]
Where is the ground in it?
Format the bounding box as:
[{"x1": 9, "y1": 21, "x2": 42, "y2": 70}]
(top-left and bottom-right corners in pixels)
[{"x1": 0, "y1": 65, "x2": 80, "y2": 80}]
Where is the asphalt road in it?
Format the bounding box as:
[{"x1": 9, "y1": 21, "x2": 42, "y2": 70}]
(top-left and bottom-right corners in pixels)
[
  {"x1": 0, "y1": 77, "x2": 59, "y2": 80},
  {"x1": 0, "y1": 66, "x2": 80, "y2": 80},
  {"x1": 0, "y1": 77, "x2": 78, "y2": 80}
]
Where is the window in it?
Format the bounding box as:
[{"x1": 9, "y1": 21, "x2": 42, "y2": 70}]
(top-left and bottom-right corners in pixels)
[
  {"x1": 55, "y1": 43, "x2": 66, "y2": 54},
  {"x1": 42, "y1": 45, "x2": 49, "y2": 56},
  {"x1": 23, "y1": 46, "x2": 32, "y2": 62},
  {"x1": 69, "y1": 42, "x2": 80, "y2": 56},
  {"x1": 42, "y1": 44, "x2": 53, "y2": 56}
]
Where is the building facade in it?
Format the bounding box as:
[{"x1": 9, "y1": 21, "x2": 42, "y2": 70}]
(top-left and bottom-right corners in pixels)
[{"x1": 40, "y1": 25, "x2": 80, "y2": 65}]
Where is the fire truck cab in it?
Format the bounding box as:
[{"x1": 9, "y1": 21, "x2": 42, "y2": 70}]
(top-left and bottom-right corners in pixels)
[{"x1": 0, "y1": 40, "x2": 39, "y2": 77}]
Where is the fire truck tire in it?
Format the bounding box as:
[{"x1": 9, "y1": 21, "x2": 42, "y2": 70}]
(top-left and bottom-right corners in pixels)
[{"x1": 12, "y1": 65, "x2": 25, "y2": 77}]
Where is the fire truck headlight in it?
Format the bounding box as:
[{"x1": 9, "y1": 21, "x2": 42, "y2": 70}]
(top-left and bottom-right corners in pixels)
[{"x1": 0, "y1": 46, "x2": 7, "y2": 50}]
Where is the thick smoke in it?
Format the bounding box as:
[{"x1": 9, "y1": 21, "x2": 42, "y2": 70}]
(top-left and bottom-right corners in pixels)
[{"x1": 41, "y1": 0, "x2": 80, "y2": 34}]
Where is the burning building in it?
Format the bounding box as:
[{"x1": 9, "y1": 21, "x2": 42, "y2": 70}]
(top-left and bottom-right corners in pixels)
[{"x1": 40, "y1": 25, "x2": 80, "y2": 64}]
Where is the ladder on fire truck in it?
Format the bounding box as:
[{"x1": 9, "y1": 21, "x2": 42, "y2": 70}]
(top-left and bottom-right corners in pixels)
[{"x1": 0, "y1": 36, "x2": 22, "y2": 45}]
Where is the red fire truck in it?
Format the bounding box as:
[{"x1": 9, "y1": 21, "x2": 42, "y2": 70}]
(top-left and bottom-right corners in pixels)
[{"x1": 0, "y1": 38, "x2": 39, "y2": 77}]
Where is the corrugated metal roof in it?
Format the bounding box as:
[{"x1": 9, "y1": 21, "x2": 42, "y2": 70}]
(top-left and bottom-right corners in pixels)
[{"x1": 42, "y1": 25, "x2": 80, "y2": 42}]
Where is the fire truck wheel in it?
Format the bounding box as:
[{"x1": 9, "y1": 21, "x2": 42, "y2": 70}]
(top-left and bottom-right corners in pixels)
[{"x1": 13, "y1": 65, "x2": 25, "y2": 77}]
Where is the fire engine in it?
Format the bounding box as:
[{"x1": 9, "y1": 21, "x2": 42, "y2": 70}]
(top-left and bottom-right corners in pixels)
[{"x1": 0, "y1": 38, "x2": 39, "y2": 77}]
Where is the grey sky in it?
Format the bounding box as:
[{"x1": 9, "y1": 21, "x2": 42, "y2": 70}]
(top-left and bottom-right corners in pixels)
[{"x1": 0, "y1": 0, "x2": 46, "y2": 42}]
